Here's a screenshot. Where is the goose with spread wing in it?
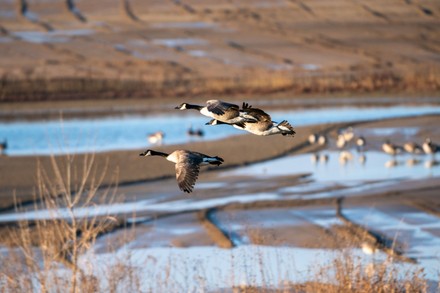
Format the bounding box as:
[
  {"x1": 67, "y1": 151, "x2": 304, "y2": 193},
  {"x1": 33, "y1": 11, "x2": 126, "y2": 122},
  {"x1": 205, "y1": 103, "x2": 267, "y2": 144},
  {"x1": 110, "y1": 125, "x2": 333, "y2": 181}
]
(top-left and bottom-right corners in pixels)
[
  {"x1": 207, "y1": 103, "x2": 296, "y2": 137},
  {"x1": 139, "y1": 149, "x2": 224, "y2": 193}
]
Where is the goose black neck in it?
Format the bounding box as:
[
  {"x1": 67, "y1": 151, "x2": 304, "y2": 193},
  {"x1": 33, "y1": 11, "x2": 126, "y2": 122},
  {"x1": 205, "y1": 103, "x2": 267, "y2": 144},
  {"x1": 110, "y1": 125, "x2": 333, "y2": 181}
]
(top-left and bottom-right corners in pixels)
[
  {"x1": 186, "y1": 104, "x2": 203, "y2": 110},
  {"x1": 150, "y1": 150, "x2": 169, "y2": 157}
]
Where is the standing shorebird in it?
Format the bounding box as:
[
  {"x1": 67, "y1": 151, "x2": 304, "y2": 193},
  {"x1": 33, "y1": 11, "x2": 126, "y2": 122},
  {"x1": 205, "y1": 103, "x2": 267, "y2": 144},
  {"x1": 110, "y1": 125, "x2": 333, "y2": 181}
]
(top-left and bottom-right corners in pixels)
[
  {"x1": 422, "y1": 138, "x2": 438, "y2": 156},
  {"x1": 318, "y1": 135, "x2": 327, "y2": 146},
  {"x1": 356, "y1": 136, "x2": 366, "y2": 152},
  {"x1": 336, "y1": 134, "x2": 346, "y2": 149},
  {"x1": 175, "y1": 100, "x2": 255, "y2": 126},
  {"x1": 207, "y1": 103, "x2": 295, "y2": 137},
  {"x1": 308, "y1": 133, "x2": 318, "y2": 145},
  {"x1": 339, "y1": 127, "x2": 354, "y2": 143},
  {"x1": 403, "y1": 142, "x2": 422, "y2": 155},
  {"x1": 382, "y1": 140, "x2": 402, "y2": 156},
  {"x1": 148, "y1": 131, "x2": 165, "y2": 145},
  {"x1": 139, "y1": 149, "x2": 224, "y2": 193}
]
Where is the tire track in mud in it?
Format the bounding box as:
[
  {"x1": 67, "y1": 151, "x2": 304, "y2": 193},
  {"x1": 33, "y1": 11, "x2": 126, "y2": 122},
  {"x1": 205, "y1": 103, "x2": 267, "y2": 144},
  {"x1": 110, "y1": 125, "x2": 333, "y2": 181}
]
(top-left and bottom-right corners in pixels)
[
  {"x1": 120, "y1": 0, "x2": 140, "y2": 22},
  {"x1": 360, "y1": 4, "x2": 391, "y2": 23},
  {"x1": 15, "y1": 0, "x2": 54, "y2": 31},
  {"x1": 65, "y1": 0, "x2": 87, "y2": 22}
]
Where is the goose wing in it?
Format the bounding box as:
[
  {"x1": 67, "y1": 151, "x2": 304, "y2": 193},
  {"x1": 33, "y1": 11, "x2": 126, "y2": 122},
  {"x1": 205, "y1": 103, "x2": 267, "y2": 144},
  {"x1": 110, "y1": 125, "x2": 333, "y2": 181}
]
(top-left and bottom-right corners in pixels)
[
  {"x1": 241, "y1": 103, "x2": 272, "y2": 123},
  {"x1": 175, "y1": 154, "x2": 202, "y2": 193},
  {"x1": 206, "y1": 100, "x2": 239, "y2": 116}
]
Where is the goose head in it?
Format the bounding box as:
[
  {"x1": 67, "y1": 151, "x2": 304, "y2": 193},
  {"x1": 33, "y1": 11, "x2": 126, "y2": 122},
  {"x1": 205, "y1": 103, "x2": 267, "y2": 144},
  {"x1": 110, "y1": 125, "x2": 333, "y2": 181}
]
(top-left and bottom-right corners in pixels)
[
  {"x1": 139, "y1": 149, "x2": 153, "y2": 157},
  {"x1": 175, "y1": 103, "x2": 188, "y2": 110}
]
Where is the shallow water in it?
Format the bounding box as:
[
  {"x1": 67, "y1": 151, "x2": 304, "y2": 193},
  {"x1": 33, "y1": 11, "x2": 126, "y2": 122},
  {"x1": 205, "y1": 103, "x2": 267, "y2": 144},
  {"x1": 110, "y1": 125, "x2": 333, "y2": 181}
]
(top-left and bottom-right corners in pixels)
[
  {"x1": 2, "y1": 105, "x2": 440, "y2": 156},
  {"x1": 225, "y1": 151, "x2": 440, "y2": 182},
  {"x1": 12, "y1": 29, "x2": 95, "y2": 43}
]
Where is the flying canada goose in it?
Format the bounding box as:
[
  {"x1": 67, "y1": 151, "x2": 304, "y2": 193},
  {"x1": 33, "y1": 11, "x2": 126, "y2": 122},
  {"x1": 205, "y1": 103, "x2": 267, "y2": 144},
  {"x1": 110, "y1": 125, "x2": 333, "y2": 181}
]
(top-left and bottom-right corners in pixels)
[
  {"x1": 148, "y1": 131, "x2": 165, "y2": 145},
  {"x1": 403, "y1": 142, "x2": 422, "y2": 155},
  {"x1": 175, "y1": 100, "x2": 255, "y2": 126},
  {"x1": 422, "y1": 138, "x2": 438, "y2": 156},
  {"x1": 382, "y1": 140, "x2": 402, "y2": 156},
  {"x1": 207, "y1": 103, "x2": 296, "y2": 137},
  {"x1": 139, "y1": 149, "x2": 224, "y2": 193}
]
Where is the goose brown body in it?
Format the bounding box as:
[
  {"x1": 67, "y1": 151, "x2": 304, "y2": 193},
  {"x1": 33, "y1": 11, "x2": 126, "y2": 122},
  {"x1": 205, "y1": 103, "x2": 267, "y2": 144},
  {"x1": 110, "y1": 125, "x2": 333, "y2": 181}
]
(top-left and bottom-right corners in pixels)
[{"x1": 139, "y1": 149, "x2": 224, "y2": 193}]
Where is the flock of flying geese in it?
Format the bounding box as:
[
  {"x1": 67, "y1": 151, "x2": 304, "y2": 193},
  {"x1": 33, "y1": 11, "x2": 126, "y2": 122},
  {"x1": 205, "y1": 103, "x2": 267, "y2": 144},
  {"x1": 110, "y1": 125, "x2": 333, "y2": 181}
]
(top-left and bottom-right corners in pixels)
[
  {"x1": 140, "y1": 99, "x2": 296, "y2": 193},
  {"x1": 308, "y1": 126, "x2": 439, "y2": 167}
]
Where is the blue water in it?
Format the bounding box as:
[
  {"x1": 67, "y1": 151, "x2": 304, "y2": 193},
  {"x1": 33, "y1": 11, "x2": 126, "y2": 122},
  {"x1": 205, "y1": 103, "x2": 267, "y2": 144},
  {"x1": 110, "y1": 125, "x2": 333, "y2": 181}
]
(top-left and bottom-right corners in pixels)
[{"x1": 1, "y1": 105, "x2": 440, "y2": 156}]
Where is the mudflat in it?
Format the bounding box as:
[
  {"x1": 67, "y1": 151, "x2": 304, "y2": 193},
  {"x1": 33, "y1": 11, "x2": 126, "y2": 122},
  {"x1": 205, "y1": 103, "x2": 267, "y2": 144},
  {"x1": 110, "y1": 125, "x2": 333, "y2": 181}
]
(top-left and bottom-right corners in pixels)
[{"x1": 0, "y1": 0, "x2": 439, "y2": 101}]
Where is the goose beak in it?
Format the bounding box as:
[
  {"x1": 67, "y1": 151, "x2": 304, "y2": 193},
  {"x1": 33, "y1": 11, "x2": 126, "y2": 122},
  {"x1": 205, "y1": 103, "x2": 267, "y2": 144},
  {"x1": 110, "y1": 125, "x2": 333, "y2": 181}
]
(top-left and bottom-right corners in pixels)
[
  {"x1": 139, "y1": 152, "x2": 147, "y2": 156},
  {"x1": 174, "y1": 106, "x2": 180, "y2": 109}
]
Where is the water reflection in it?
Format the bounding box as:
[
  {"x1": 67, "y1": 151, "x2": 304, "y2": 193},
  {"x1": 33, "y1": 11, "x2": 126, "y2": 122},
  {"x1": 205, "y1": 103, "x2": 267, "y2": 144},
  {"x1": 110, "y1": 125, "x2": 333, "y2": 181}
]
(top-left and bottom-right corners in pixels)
[{"x1": 226, "y1": 151, "x2": 440, "y2": 182}]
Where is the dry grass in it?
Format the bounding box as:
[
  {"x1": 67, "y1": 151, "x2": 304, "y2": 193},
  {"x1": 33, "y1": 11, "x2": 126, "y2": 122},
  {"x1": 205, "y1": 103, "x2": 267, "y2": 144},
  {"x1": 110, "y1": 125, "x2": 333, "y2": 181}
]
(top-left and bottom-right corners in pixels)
[
  {"x1": 0, "y1": 153, "x2": 436, "y2": 292},
  {"x1": 1, "y1": 65, "x2": 439, "y2": 102},
  {"x1": 292, "y1": 251, "x2": 430, "y2": 293},
  {"x1": 0, "y1": 152, "x2": 121, "y2": 292}
]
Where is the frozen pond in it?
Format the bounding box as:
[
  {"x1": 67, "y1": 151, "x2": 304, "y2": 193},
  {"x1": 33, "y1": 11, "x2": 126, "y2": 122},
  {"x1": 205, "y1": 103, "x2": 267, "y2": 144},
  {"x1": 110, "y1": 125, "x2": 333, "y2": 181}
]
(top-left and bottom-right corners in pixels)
[{"x1": 1, "y1": 105, "x2": 440, "y2": 156}]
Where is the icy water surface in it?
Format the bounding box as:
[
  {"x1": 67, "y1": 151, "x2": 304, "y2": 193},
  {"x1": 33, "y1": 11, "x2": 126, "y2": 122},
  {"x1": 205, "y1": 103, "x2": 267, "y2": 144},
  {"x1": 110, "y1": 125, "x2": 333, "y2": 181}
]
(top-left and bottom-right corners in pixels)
[
  {"x1": 225, "y1": 151, "x2": 440, "y2": 182},
  {"x1": 1, "y1": 105, "x2": 440, "y2": 156}
]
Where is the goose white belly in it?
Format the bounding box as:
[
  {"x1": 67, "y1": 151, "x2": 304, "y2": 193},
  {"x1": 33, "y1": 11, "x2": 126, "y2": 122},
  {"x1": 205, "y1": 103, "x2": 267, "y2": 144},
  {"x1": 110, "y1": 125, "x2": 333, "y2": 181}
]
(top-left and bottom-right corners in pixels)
[
  {"x1": 199, "y1": 107, "x2": 215, "y2": 119},
  {"x1": 166, "y1": 151, "x2": 180, "y2": 163}
]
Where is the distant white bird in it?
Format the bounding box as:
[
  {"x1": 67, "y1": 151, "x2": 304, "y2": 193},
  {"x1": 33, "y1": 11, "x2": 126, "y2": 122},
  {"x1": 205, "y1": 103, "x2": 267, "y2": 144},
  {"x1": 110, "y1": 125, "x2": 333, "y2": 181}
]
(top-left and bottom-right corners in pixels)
[
  {"x1": 148, "y1": 131, "x2": 165, "y2": 145},
  {"x1": 403, "y1": 142, "x2": 422, "y2": 155},
  {"x1": 318, "y1": 135, "x2": 327, "y2": 146},
  {"x1": 336, "y1": 134, "x2": 346, "y2": 149},
  {"x1": 308, "y1": 133, "x2": 318, "y2": 144},
  {"x1": 139, "y1": 149, "x2": 224, "y2": 193},
  {"x1": 356, "y1": 136, "x2": 366, "y2": 152},
  {"x1": 422, "y1": 138, "x2": 438, "y2": 156},
  {"x1": 382, "y1": 140, "x2": 402, "y2": 156},
  {"x1": 339, "y1": 127, "x2": 354, "y2": 142}
]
